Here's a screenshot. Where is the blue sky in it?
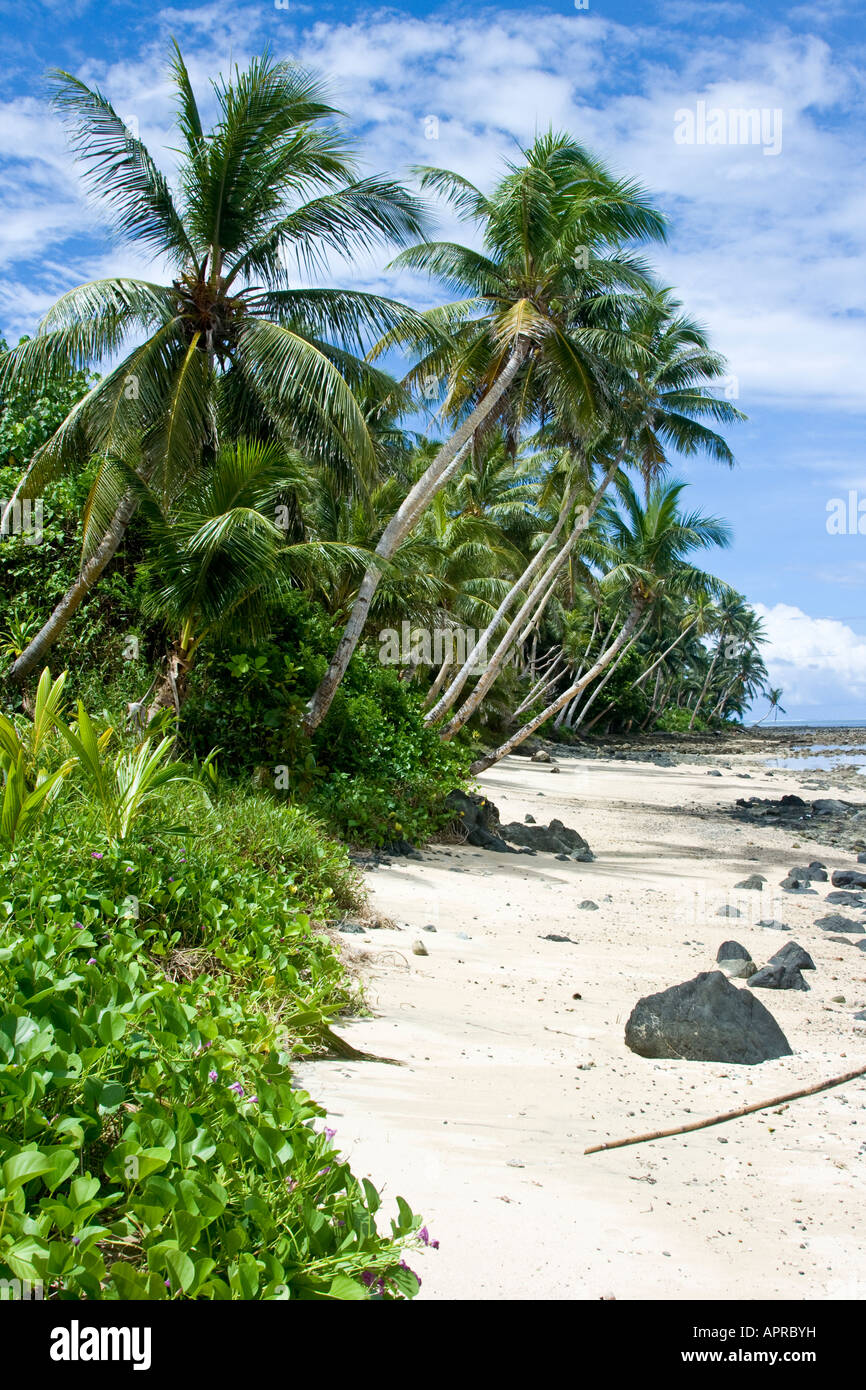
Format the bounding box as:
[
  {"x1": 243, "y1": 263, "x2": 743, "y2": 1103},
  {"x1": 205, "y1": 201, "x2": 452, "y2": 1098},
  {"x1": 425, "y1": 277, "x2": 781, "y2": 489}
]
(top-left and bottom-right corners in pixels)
[{"x1": 1, "y1": 0, "x2": 865, "y2": 720}]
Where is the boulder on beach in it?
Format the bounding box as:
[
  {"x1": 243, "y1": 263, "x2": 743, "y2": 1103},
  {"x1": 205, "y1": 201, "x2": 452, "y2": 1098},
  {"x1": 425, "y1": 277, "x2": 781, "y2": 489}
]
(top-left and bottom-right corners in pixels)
[
  {"x1": 769, "y1": 940, "x2": 815, "y2": 971},
  {"x1": 499, "y1": 817, "x2": 593, "y2": 860},
  {"x1": 815, "y1": 913, "x2": 865, "y2": 935},
  {"x1": 715, "y1": 940, "x2": 751, "y2": 963},
  {"x1": 831, "y1": 869, "x2": 866, "y2": 889},
  {"x1": 748, "y1": 963, "x2": 809, "y2": 992},
  {"x1": 445, "y1": 790, "x2": 517, "y2": 853},
  {"x1": 789, "y1": 864, "x2": 828, "y2": 882},
  {"x1": 734, "y1": 875, "x2": 766, "y2": 890},
  {"x1": 624, "y1": 971, "x2": 793, "y2": 1065}
]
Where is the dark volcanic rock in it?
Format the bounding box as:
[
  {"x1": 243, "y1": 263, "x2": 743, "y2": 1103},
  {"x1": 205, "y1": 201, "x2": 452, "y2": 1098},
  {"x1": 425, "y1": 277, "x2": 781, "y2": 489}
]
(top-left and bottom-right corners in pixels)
[
  {"x1": 499, "y1": 817, "x2": 593, "y2": 860},
  {"x1": 748, "y1": 963, "x2": 809, "y2": 992},
  {"x1": 789, "y1": 864, "x2": 828, "y2": 882},
  {"x1": 831, "y1": 869, "x2": 866, "y2": 889},
  {"x1": 717, "y1": 905, "x2": 742, "y2": 918},
  {"x1": 815, "y1": 913, "x2": 865, "y2": 934},
  {"x1": 445, "y1": 790, "x2": 516, "y2": 852},
  {"x1": 716, "y1": 940, "x2": 751, "y2": 962},
  {"x1": 825, "y1": 890, "x2": 866, "y2": 907},
  {"x1": 625, "y1": 971, "x2": 793, "y2": 1064},
  {"x1": 769, "y1": 940, "x2": 816, "y2": 971},
  {"x1": 734, "y1": 875, "x2": 767, "y2": 890},
  {"x1": 780, "y1": 875, "x2": 816, "y2": 894},
  {"x1": 758, "y1": 919, "x2": 791, "y2": 931}
]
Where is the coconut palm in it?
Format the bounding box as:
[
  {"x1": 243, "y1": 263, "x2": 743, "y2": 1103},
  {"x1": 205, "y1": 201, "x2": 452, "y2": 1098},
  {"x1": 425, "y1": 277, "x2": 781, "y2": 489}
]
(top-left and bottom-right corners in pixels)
[
  {"x1": 754, "y1": 687, "x2": 786, "y2": 725},
  {"x1": 470, "y1": 477, "x2": 731, "y2": 771},
  {"x1": 302, "y1": 131, "x2": 668, "y2": 733},
  {"x1": 1, "y1": 44, "x2": 427, "y2": 684},
  {"x1": 129, "y1": 438, "x2": 366, "y2": 718}
]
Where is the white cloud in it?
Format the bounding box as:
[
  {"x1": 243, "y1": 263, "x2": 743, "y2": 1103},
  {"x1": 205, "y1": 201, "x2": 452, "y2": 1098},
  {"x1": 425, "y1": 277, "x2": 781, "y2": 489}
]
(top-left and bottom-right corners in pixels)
[
  {"x1": 1, "y1": 2, "x2": 865, "y2": 416},
  {"x1": 753, "y1": 601, "x2": 866, "y2": 714}
]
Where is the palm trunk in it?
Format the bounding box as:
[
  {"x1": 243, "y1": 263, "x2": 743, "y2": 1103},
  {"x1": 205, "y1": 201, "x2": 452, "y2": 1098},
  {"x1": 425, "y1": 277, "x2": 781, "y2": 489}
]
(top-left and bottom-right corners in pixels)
[
  {"x1": 422, "y1": 654, "x2": 455, "y2": 709},
  {"x1": 628, "y1": 618, "x2": 698, "y2": 693},
  {"x1": 574, "y1": 612, "x2": 652, "y2": 729},
  {"x1": 424, "y1": 479, "x2": 583, "y2": 727},
  {"x1": 470, "y1": 601, "x2": 644, "y2": 774},
  {"x1": 9, "y1": 489, "x2": 141, "y2": 684},
  {"x1": 147, "y1": 640, "x2": 194, "y2": 723},
  {"x1": 688, "y1": 640, "x2": 722, "y2": 729},
  {"x1": 438, "y1": 453, "x2": 628, "y2": 741},
  {"x1": 303, "y1": 341, "x2": 530, "y2": 735},
  {"x1": 427, "y1": 440, "x2": 629, "y2": 729}
]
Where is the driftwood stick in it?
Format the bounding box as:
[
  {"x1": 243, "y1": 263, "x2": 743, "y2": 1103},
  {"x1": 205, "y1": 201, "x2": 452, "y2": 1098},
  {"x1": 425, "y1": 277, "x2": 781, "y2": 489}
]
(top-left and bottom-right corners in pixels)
[{"x1": 584, "y1": 1063, "x2": 866, "y2": 1155}]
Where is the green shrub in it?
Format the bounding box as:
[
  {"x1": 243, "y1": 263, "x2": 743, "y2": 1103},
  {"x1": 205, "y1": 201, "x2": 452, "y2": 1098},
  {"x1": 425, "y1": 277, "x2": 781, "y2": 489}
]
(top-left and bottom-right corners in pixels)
[
  {"x1": 0, "y1": 834, "x2": 425, "y2": 1300},
  {"x1": 655, "y1": 707, "x2": 707, "y2": 732}
]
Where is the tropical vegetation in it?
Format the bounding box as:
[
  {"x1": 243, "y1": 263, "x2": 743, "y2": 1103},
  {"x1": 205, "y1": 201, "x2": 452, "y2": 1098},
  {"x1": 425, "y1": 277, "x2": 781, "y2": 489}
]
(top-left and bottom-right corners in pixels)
[{"x1": 0, "y1": 42, "x2": 777, "y2": 1300}]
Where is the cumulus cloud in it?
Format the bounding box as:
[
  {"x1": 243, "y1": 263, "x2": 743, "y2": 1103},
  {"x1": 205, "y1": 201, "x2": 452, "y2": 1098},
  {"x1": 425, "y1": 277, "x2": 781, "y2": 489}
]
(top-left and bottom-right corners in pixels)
[{"x1": 753, "y1": 602, "x2": 866, "y2": 717}]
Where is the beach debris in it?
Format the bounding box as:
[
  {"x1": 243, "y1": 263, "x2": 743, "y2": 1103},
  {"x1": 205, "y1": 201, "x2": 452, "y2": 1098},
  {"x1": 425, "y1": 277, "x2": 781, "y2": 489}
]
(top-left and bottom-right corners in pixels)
[
  {"x1": 769, "y1": 941, "x2": 815, "y2": 971},
  {"x1": 585, "y1": 1064, "x2": 866, "y2": 1155},
  {"x1": 422, "y1": 924, "x2": 437, "y2": 932},
  {"x1": 578, "y1": 899, "x2": 599, "y2": 911},
  {"x1": 550, "y1": 766, "x2": 561, "y2": 774},
  {"x1": 531, "y1": 749, "x2": 551, "y2": 763},
  {"x1": 624, "y1": 970, "x2": 793, "y2": 1065},
  {"x1": 748, "y1": 963, "x2": 809, "y2": 992},
  {"x1": 539, "y1": 933, "x2": 576, "y2": 943},
  {"x1": 758, "y1": 919, "x2": 791, "y2": 931},
  {"x1": 815, "y1": 914, "x2": 865, "y2": 935},
  {"x1": 411, "y1": 939, "x2": 429, "y2": 956},
  {"x1": 734, "y1": 874, "x2": 766, "y2": 890}
]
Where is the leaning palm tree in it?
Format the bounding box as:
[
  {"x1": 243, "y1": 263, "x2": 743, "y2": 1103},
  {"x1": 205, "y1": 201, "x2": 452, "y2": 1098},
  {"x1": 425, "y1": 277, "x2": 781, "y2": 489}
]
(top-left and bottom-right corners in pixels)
[
  {"x1": 302, "y1": 131, "x2": 668, "y2": 733},
  {"x1": 754, "y1": 686, "x2": 786, "y2": 725},
  {"x1": 1, "y1": 44, "x2": 427, "y2": 684},
  {"x1": 470, "y1": 477, "x2": 731, "y2": 772},
  {"x1": 424, "y1": 284, "x2": 744, "y2": 734}
]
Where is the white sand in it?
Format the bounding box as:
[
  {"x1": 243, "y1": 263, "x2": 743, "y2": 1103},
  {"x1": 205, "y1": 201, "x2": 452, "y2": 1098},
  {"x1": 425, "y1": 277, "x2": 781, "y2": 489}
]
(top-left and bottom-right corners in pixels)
[{"x1": 297, "y1": 751, "x2": 866, "y2": 1300}]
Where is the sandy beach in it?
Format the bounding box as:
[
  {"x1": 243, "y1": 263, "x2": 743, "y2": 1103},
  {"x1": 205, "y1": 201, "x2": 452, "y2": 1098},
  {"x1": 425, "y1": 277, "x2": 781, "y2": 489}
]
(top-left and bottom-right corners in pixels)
[{"x1": 299, "y1": 738, "x2": 866, "y2": 1301}]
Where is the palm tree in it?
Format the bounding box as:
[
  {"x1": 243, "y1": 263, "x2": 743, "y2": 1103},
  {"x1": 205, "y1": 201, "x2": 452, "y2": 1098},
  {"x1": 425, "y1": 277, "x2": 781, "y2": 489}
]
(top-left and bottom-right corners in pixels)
[
  {"x1": 754, "y1": 686, "x2": 785, "y2": 725},
  {"x1": 470, "y1": 477, "x2": 730, "y2": 772},
  {"x1": 131, "y1": 437, "x2": 363, "y2": 719},
  {"x1": 1, "y1": 44, "x2": 427, "y2": 684},
  {"x1": 424, "y1": 283, "x2": 744, "y2": 735},
  {"x1": 302, "y1": 131, "x2": 668, "y2": 733}
]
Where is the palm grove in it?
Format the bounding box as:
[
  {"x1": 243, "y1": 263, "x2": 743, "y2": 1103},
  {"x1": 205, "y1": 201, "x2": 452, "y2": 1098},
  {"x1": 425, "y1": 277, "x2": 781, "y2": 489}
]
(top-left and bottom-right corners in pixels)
[{"x1": 1, "y1": 47, "x2": 775, "y2": 825}]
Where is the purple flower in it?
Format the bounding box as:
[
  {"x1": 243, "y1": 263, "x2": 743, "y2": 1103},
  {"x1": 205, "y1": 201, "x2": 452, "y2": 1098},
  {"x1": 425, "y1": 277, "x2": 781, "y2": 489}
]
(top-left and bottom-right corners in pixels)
[
  {"x1": 71, "y1": 1237, "x2": 80, "y2": 1246},
  {"x1": 91, "y1": 852, "x2": 103, "y2": 860},
  {"x1": 168, "y1": 877, "x2": 176, "y2": 882},
  {"x1": 248, "y1": 1095, "x2": 258, "y2": 1104},
  {"x1": 318, "y1": 1166, "x2": 331, "y2": 1176},
  {"x1": 73, "y1": 922, "x2": 85, "y2": 930},
  {"x1": 209, "y1": 1070, "x2": 218, "y2": 1082},
  {"x1": 324, "y1": 1127, "x2": 336, "y2": 1142},
  {"x1": 87, "y1": 958, "x2": 97, "y2": 965},
  {"x1": 229, "y1": 1082, "x2": 244, "y2": 1096}
]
